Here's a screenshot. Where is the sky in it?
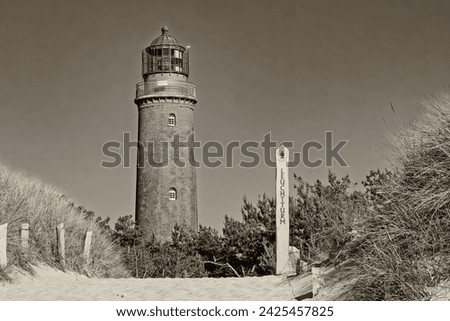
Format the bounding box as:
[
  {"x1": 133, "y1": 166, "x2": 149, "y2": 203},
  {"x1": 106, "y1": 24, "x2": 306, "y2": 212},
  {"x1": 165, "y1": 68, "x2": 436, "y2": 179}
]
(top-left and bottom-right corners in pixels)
[{"x1": 1, "y1": 0, "x2": 450, "y2": 230}]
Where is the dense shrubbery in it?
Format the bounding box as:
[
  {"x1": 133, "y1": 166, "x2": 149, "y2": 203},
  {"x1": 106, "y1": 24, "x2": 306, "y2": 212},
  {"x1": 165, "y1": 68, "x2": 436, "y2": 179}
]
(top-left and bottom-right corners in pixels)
[
  {"x1": 114, "y1": 217, "x2": 206, "y2": 278},
  {"x1": 200, "y1": 199, "x2": 277, "y2": 277},
  {"x1": 290, "y1": 172, "x2": 367, "y2": 264},
  {"x1": 109, "y1": 212, "x2": 275, "y2": 278}
]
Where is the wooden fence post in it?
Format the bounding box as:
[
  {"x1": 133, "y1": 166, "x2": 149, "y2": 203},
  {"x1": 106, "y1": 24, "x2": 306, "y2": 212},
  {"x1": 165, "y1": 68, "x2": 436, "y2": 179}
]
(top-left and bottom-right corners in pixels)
[
  {"x1": 83, "y1": 230, "x2": 92, "y2": 262},
  {"x1": 56, "y1": 223, "x2": 65, "y2": 268},
  {"x1": 21, "y1": 223, "x2": 30, "y2": 250},
  {"x1": 312, "y1": 264, "x2": 325, "y2": 297},
  {"x1": 0, "y1": 223, "x2": 7, "y2": 268}
]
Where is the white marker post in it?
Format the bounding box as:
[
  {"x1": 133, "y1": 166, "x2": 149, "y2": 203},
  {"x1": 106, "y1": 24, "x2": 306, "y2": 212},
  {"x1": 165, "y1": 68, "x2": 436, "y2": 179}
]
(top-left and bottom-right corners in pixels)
[
  {"x1": 276, "y1": 146, "x2": 290, "y2": 274},
  {"x1": 83, "y1": 230, "x2": 92, "y2": 262},
  {"x1": 21, "y1": 223, "x2": 30, "y2": 250},
  {"x1": 0, "y1": 223, "x2": 7, "y2": 268}
]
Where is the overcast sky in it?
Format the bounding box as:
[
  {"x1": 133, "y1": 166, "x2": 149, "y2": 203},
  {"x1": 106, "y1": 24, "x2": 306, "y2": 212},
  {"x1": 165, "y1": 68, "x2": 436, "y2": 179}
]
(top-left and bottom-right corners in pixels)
[{"x1": 1, "y1": 0, "x2": 450, "y2": 229}]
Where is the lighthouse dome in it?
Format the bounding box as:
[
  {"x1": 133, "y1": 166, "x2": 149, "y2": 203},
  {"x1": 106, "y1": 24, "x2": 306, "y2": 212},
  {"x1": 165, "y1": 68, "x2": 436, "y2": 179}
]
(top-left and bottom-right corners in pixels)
[{"x1": 150, "y1": 26, "x2": 180, "y2": 46}]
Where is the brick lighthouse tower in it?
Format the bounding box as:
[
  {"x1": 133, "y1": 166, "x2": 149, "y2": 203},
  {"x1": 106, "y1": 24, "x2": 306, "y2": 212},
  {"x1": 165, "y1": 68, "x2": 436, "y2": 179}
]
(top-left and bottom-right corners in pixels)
[{"x1": 134, "y1": 27, "x2": 198, "y2": 241}]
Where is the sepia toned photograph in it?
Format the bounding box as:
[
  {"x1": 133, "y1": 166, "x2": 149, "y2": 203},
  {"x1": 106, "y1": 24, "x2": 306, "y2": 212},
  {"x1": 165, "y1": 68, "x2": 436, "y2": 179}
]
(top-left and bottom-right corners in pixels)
[{"x1": 1, "y1": 0, "x2": 450, "y2": 310}]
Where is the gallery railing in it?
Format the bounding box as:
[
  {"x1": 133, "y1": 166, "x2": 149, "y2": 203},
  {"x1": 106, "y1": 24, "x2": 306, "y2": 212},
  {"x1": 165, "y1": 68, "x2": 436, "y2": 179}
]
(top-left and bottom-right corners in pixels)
[{"x1": 136, "y1": 81, "x2": 196, "y2": 100}]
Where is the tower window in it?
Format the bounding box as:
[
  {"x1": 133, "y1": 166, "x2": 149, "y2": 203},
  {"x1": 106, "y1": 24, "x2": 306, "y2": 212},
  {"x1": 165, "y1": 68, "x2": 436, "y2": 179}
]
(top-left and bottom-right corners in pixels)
[
  {"x1": 168, "y1": 113, "x2": 176, "y2": 126},
  {"x1": 169, "y1": 188, "x2": 177, "y2": 200}
]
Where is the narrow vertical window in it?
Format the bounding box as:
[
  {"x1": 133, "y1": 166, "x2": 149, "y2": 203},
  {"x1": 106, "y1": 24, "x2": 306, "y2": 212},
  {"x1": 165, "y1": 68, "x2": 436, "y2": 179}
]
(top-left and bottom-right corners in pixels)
[
  {"x1": 169, "y1": 188, "x2": 177, "y2": 200},
  {"x1": 168, "y1": 113, "x2": 176, "y2": 126}
]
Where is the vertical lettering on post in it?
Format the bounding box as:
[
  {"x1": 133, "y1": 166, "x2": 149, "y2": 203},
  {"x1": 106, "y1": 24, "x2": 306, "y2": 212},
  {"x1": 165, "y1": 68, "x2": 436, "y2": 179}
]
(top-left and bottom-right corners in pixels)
[{"x1": 276, "y1": 146, "x2": 290, "y2": 274}]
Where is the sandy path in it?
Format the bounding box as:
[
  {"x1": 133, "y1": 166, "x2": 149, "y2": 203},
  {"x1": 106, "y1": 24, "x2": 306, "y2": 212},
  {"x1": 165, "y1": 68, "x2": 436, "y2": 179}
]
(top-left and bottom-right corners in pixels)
[{"x1": 0, "y1": 266, "x2": 299, "y2": 300}]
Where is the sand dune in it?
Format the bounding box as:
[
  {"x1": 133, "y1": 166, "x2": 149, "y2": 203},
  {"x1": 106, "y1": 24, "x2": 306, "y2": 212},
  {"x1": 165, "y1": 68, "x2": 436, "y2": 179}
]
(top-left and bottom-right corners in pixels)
[{"x1": 0, "y1": 265, "x2": 305, "y2": 301}]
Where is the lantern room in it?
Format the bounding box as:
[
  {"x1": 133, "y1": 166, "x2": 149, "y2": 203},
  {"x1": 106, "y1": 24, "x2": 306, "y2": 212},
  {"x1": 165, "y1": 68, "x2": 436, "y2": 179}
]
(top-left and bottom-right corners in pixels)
[{"x1": 142, "y1": 26, "x2": 189, "y2": 78}]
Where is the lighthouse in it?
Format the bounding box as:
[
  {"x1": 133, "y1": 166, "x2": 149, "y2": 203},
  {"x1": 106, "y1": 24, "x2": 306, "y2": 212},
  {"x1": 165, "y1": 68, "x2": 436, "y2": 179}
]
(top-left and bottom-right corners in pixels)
[{"x1": 134, "y1": 27, "x2": 198, "y2": 241}]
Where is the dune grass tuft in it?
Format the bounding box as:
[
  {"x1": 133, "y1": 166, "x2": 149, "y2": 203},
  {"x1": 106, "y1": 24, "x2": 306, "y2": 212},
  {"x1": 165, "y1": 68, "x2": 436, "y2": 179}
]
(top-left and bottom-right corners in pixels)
[
  {"x1": 348, "y1": 93, "x2": 450, "y2": 300},
  {"x1": 0, "y1": 162, "x2": 127, "y2": 280}
]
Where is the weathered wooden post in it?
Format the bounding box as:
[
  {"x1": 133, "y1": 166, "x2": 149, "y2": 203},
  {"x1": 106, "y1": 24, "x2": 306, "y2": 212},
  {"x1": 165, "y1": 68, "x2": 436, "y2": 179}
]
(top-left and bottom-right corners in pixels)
[
  {"x1": 0, "y1": 223, "x2": 7, "y2": 268},
  {"x1": 56, "y1": 223, "x2": 65, "y2": 268},
  {"x1": 21, "y1": 223, "x2": 30, "y2": 250},
  {"x1": 276, "y1": 146, "x2": 291, "y2": 275},
  {"x1": 312, "y1": 263, "x2": 325, "y2": 297},
  {"x1": 83, "y1": 230, "x2": 92, "y2": 262}
]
